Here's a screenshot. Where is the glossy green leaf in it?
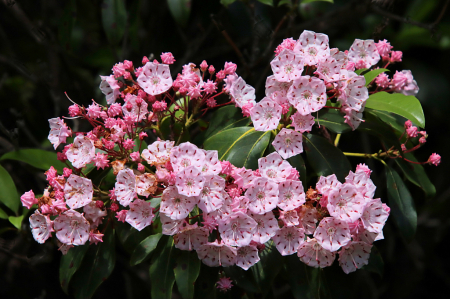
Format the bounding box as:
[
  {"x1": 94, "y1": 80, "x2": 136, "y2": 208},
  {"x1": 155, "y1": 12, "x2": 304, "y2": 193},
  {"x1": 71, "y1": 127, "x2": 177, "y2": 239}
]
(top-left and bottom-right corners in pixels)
[
  {"x1": 355, "y1": 68, "x2": 368, "y2": 75},
  {"x1": 363, "y1": 68, "x2": 389, "y2": 86},
  {"x1": 302, "y1": 0, "x2": 333, "y2": 3},
  {"x1": 168, "y1": 0, "x2": 191, "y2": 27},
  {"x1": 278, "y1": 0, "x2": 291, "y2": 6},
  {"x1": 0, "y1": 207, "x2": 8, "y2": 219},
  {"x1": 362, "y1": 245, "x2": 384, "y2": 277},
  {"x1": 251, "y1": 240, "x2": 283, "y2": 294},
  {"x1": 129, "y1": 233, "x2": 162, "y2": 266},
  {"x1": 204, "y1": 127, "x2": 271, "y2": 170},
  {"x1": 174, "y1": 250, "x2": 201, "y2": 299},
  {"x1": 8, "y1": 215, "x2": 23, "y2": 229},
  {"x1": 285, "y1": 255, "x2": 324, "y2": 299},
  {"x1": 194, "y1": 263, "x2": 218, "y2": 299},
  {"x1": 101, "y1": 0, "x2": 127, "y2": 45},
  {"x1": 71, "y1": 225, "x2": 116, "y2": 299},
  {"x1": 358, "y1": 113, "x2": 402, "y2": 151},
  {"x1": 365, "y1": 109, "x2": 405, "y2": 134},
  {"x1": 385, "y1": 165, "x2": 417, "y2": 242},
  {"x1": 224, "y1": 265, "x2": 260, "y2": 293},
  {"x1": 257, "y1": 0, "x2": 273, "y2": 6},
  {"x1": 303, "y1": 134, "x2": 351, "y2": 182},
  {"x1": 0, "y1": 149, "x2": 66, "y2": 173},
  {"x1": 60, "y1": 244, "x2": 89, "y2": 294},
  {"x1": 203, "y1": 105, "x2": 250, "y2": 141},
  {"x1": 115, "y1": 221, "x2": 153, "y2": 254},
  {"x1": 316, "y1": 109, "x2": 352, "y2": 134},
  {"x1": 220, "y1": 0, "x2": 237, "y2": 6},
  {"x1": 395, "y1": 153, "x2": 436, "y2": 198},
  {"x1": 366, "y1": 92, "x2": 425, "y2": 128},
  {"x1": 149, "y1": 235, "x2": 178, "y2": 299},
  {"x1": 0, "y1": 165, "x2": 20, "y2": 214},
  {"x1": 287, "y1": 153, "x2": 307, "y2": 189},
  {"x1": 58, "y1": 0, "x2": 77, "y2": 50}
]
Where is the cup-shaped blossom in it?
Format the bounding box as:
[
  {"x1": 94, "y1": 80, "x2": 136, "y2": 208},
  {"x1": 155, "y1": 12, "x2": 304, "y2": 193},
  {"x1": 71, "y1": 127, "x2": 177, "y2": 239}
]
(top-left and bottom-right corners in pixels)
[
  {"x1": 290, "y1": 112, "x2": 315, "y2": 133},
  {"x1": 170, "y1": 142, "x2": 206, "y2": 173},
  {"x1": 206, "y1": 194, "x2": 233, "y2": 223},
  {"x1": 200, "y1": 150, "x2": 222, "y2": 176},
  {"x1": 160, "y1": 213, "x2": 186, "y2": 235},
  {"x1": 54, "y1": 210, "x2": 90, "y2": 246},
  {"x1": 250, "y1": 97, "x2": 282, "y2": 131},
  {"x1": 270, "y1": 49, "x2": 304, "y2": 82},
  {"x1": 48, "y1": 117, "x2": 72, "y2": 150},
  {"x1": 345, "y1": 170, "x2": 376, "y2": 199},
  {"x1": 342, "y1": 107, "x2": 364, "y2": 131},
  {"x1": 313, "y1": 217, "x2": 351, "y2": 252},
  {"x1": 122, "y1": 94, "x2": 148, "y2": 122},
  {"x1": 29, "y1": 211, "x2": 53, "y2": 244},
  {"x1": 236, "y1": 245, "x2": 260, "y2": 270},
  {"x1": 141, "y1": 140, "x2": 174, "y2": 166},
  {"x1": 219, "y1": 211, "x2": 257, "y2": 247},
  {"x1": 248, "y1": 211, "x2": 279, "y2": 244},
  {"x1": 136, "y1": 173, "x2": 158, "y2": 198},
  {"x1": 272, "y1": 226, "x2": 305, "y2": 256},
  {"x1": 287, "y1": 76, "x2": 327, "y2": 116},
  {"x1": 279, "y1": 209, "x2": 300, "y2": 227},
  {"x1": 66, "y1": 135, "x2": 95, "y2": 169},
  {"x1": 297, "y1": 238, "x2": 336, "y2": 268},
  {"x1": 315, "y1": 57, "x2": 340, "y2": 83},
  {"x1": 277, "y1": 180, "x2": 305, "y2": 211},
  {"x1": 361, "y1": 198, "x2": 389, "y2": 233},
  {"x1": 125, "y1": 199, "x2": 154, "y2": 231},
  {"x1": 339, "y1": 76, "x2": 368, "y2": 112},
  {"x1": 197, "y1": 240, "x2": 237, "y2": 267},
  {"x1": 64, "y1": 174, "x2": 93, "y2": 209},
  {"x1": 176, "y1": 166, "x2": 206, "y2": 197},
  {"x1": 230, "y1": 77, "x2": 256, "y2": 108},
  {"x1": 245, "y1": 177, "x2": 279, "y2": 214},
  {"x1": 299, "y1": 206, "x2": 319, "y2": 235},
  {"x1": 160, "y1": 186, "x2": 198, "y2": 220},
  {"x1": 83, "y1": 201, "x2": 107, "y2": 228},
  {"x1": 293, "y1": 30, "x2": 330, "y2": 66},
  {"x1": 99, "y1": 75, "x2": 121, "y2": 104},
  {"x1": 137, "y1": 62, "x2": 172, "y2": 95},
  {"x1": 327, "y1": 183, "x2": 365, "y2": 223},
  {"x1": 347, "y1": 39, "x2": 380, "y2": 69},
  {"x1": 316, "y1": 174, "x2": 342, "y2": 197},
  {"x1": 338, "y1": 241, "x2": 372, "y2": 274},
  {"x1": 194, "y1": 175, "x2": 226, "y2": 213},
  {"x1": 258, "y1": 152, "x2": 293, "y2": 183},
  {"x1": 265, "y1": 75, "x2": 292, "y2": 99},
  {"x1": 174, "y1": 224, "x2": 209, "y2": 251},
  {"x1": 272, "y1": 128, "x2": 303, "y2": 159},
  {"x1": 115, "y1": 169, "x2": 137, "y2": 207}
]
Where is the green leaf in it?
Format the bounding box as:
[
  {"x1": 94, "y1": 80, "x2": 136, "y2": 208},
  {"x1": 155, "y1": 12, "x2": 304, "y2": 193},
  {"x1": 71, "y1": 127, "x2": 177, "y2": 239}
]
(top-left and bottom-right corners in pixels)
[
  {"x1": 0, "y1": 149, "x2": 66, "y2": 173},
  {"x1": 149, "y1": 235, "x2": 178, "y2": 299},
  {"x1": 71, "y1": 225, "x2": 116, "y2": 299},
  {"x1": 366, "y1": 92, "x2": 425, "y2": 128},
  {"x1": 358, "y1": 112, "x2": 402, "y2": 151},
  {"x1": 224, "y1": 266, "x2": 260, "y2": 293},
  {"x1": 204, "y1": 127, "x2": 271, "y2": 170},
  {"x1": 250, "y1": 240, "x2": 283, "y2": 294},
  {"x1": 58, "y1": 0, "x2": 77, "y2": 50},
  {"x1": 363, "y1": 68, "x2": 389, "y2": 87},
  {"x1": 362, "y1": 245, "x2": 384, "y2": 277},
  {"x1": 194, "y1": 263, "x2": 219, "y2": 299},
  {"x1": 60, "y1": 244, "x2": 90, "y2": 294},
  {"x1": 303, "y1": 134, "x2": 351, "y2": 182},
  {"x1": 287, "y1": 153, "x2": 307, "y2": 189},
  {"x1": 0, "y1": 165, "x2": 20, "y2": 214},
  {"x1": 385, "y1": 165, "x2": 417, "y2": 242},
  {"x1": 8, "y1": 215, "x2": 23, "y2": 229},
  {"x1": 355, "y1": 68, "x2": 368, "y2": 75},
  {"x1": 257, "y1": 0, "x2": 273, "y2": 6},
  {"x1": 285, "y1": 255, "x2": 324, "y2": 299},
  {"x1": 101, "y1": 0, "x2": 127, "y2": 45},
  {"x1": 395, "y1": 153, "x2": 436, "y2": 198},
  {"x1": 203, "y1": 105, "x2": 250, "y2": 141},
  {"x1": 129, "y1": 233, "x2": 162, "y2": 266},
  {"x1": 365, "y1": 109, "x2": 405, "y2": 134},
  {"x1": 220, "y1": 0, "x2": 237, "y2": 6},
  {"x1": 278, "y1": 0, "x2": 291, "y2": 6},
  {"x1": 115, "y1": 221, "x2": 153, "y2": 254},
  {"x1": 167, "y1": 0, "x2": 191, "y2": 27},
  {"x1": 302, "y1": 0, "x2": 333, "y2": 3},
  {"x1": 316, "y1": 109, "x2": 352, "y2": 134},
  {"x1": 0, "y1": 207, "x2": 8, "y2": 219},
  {"x1": 174, "y1": 250, "x2": 201, "y2": 299}
]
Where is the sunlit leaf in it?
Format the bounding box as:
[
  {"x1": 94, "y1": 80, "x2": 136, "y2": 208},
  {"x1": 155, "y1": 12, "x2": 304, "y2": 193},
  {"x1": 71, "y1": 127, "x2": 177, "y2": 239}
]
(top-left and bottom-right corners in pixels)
[
  {"x1": 0, "y1": 149, "x2": 66, "y2": 173},
  {"x1": 8, "y1": 215, "x2": 23, "y2": 230},
  {"x1": 363, "y1": 68, "x2": 389, "y2": 87}
]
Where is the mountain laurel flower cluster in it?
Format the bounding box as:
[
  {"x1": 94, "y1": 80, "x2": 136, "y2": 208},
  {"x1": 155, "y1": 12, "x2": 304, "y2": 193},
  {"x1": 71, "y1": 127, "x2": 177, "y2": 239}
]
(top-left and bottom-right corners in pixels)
[{"x1": 18, "y1": 30, "x2": 440, "y2": 297}]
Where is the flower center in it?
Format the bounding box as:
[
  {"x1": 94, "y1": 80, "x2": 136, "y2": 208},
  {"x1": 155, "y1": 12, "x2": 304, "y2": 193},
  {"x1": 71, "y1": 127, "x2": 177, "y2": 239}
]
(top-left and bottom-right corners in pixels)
[
  {"x1": 327, "y1": 227, "x2": 336, "y2": 236},
  {"x1": 256, "y1": 191, "x2": 265, "y2": 200},
  {"x1": 181, "y1": 158, "x2": 191, "y2": 168},
  {"x1": 284, "y1": 64, "x2": 293, "y2": 74},
  {"x1": 266, "y1": 169, "x2": 277, "y2": 179},
  {"x1": 151, "y1": 76, "x2": 160, "y2": 85},
  {"x1": 308, "y1": 47, "x2": 318, "y2": 56}
]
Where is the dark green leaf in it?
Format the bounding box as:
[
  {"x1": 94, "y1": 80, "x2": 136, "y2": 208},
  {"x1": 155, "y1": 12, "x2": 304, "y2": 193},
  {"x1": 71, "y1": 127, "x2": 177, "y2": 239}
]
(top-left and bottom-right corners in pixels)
[
  {"x1": 366, "y1": 92, "x2": 425, "y2": 128},
  {"x1": 278, "y1": 0, "x2": 291, "y2": 6},
  {"x1": 203, "y1": 105, "x2": 250, "y2": 141},
  {"x1": 130, "y1": 233, "x2": 162, "y2": 266},
  {"x1": 395, "y1": 153, "x2": 436, "y2": 198},
  {"x1": 385, "y1": 165, "x2": 417, "y2": 242},
  {"x1": 71, "y1": 225, "x2": 116, "y2": 299},
  {"x1": 60, "y1": 244, "x2": 89, "y2": 294},
  {"x1": 167, "y1": 0, "x2": 191, "y2": 27},
  {"x1": 0, "y1": 149, "x2": 66, "y2": 173},
  {"x1": 257, "y1": 0, "x2": 273, "y2": 6},
  {"x1": 8, "y1": 215, "x2": 23, "y2": 229},
  {"x1": 220, "y1": 0, "x2": 237, "y2": 6},
  {"x1": 302, "y1": 0, "x2": 333, "y2": 3},
  {"x1": 365, "y1": 109, "x2": 405, "y2": 134},
  {"x1": 285, "y1": 255, "x2": 324, "y2": 299},
  {"x1": 287, "y1": 153, "x2": 307, "y2": 189},
  {"x1": 224, "y1": 266, "x2": 260, "y2": 293},
  {"x1": 362, "y1": 245, "x2": 384, "y2": 277},
  {"x1": 101, "y1": 0, "x2": 127, "y2": 45},
  {"x1": 358, "y1": 113, "x2": 402, "y2": 151},
  {"x1": 303, "y1": 134, "x2": 351, "y2": 182},
  {"x1": 0, "y1": 165, "x2": 20, "y2": 214},
  {"x1": 250, "y1": 240, "x2": 283, "y2": 294},
  {"x1": 115, "y1": 221, "x2": 153, "y2": 254},
  {"x1": 149, "y1": 235, "x2": 178, "y2": 299},
  {"x1": 194, "y1": 263, "x2": 218, "y2": 299},
  {"x1": 0, "y1": 207, "x2": 8, "y2": 219},
  {"x1": 204, "y1": 127, "x2": 271, "y2": 170},
  {"x1": 363, "y1": 68, "x2": 389, "y2": 87},
  {"x1": 58, "y1": 0, "x2": 77, "y2": 50},
  {"x1": 317, "y1": 109, "x2": 352, "y2": 134},
  {"x1": 174, "y1": 250, "x2": 201, "y2": 299}
]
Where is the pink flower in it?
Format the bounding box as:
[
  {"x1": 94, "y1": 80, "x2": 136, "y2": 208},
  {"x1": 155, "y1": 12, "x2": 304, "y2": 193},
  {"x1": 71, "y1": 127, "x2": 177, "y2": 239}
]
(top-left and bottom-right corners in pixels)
[
  {"x1": 297, "y1": 238, "x2": 336, "y2": 268},
  {"x1": 89, "y1": 230, "x2": 104, "y2": 245},
  {"x1": 338, "y1": 241, "x2": 372, "y2": 274},
  {"x1": 245, "y1": 177, "x2": 279, "y2": 214},
  {"x1": 236, "y1": 245, "x2": 260, "y2": 270},
  {"x1": 348, "y1": 39, "x2": 380, "y2": 68},
  {"x1": 394, "y1": 70, "x2": 419, "y2": 96},
  {"x1": 294, "y1": 30, "x2": 330, "y2": 66},
  {"x1": 342, "y1": 107, "x2": 364, "y2": 130},
  {"x1": 160, "y1": 52, "x2": 175, "y2": 64},
  {"x1": 115, "y1": 169, "x2": 137, "y2": 207},
  {"x1": 428, "y1": 153, "x2": 441, "y2": 166},
  {"x1": 93, "y1": 153, "x2": 109, "y2": 170},
  {"x1": 258, "y1": 152, "x2": 293, "y2": 183},
  {"x1": 230, "y1": 77, "x2": 256, "y2": 108},
  {"x1": 48, "y1": 117, "x2": 72, "y2": 149},
  {"x1": 224, "y1": 62, "x2": 237, "y2": 75},
  {"x1": 122, "y1": 139, "x2": 135, "y2": 150},
  {"x1": 160, "y1": 186, "x2": 198, "y2": 220},
  {"x1": 113, "y1": 62, "x2": 126, "y2": 78},
  {"x1": 345, "y1": 170, "x2": 376, "y2": 199},
  {"x1": 406, "y1": 126, "x2": 418, "y2": 138},
  {"x1": 116, "y1": 210, "x2": 127, "y2": 223},
  {"x1": 200, "y1": 60, "x2": 208, "y2": 71},
  {"x1": 54, "y1": 210, "x2": 90, "y2": 245},
  {"x1": 29, "y1": 211, "x2": 53, "y2": 244},
  {"x1": 250, "y1": 97, "x2": 282, "y2": 131},
  {"x1": 122, "y1": 94, "x2": 148, "y2": 122},
  {"x1": 21, "y1": 190, "x2": 37, "y2": 209},
  {"x1": 87, "y1": 102, "x2": 102, "y2": 119},
  {"x1": 338, "y1": 76, "x2": 368, "y2": 112},
  {"x1": 194, "y1": 175, "x2": 226, "y2": 213},
  {"x1": 137, "y1": 62, "x2": 173, "y2": 95},
  {"x1": 277, "y1": 180, "x2": 305, "y2": 211},
  {"x1": 219, "y1": 211, "x2": 257, "y2": 247},
  {"x1": 174, "y1": 224, "x2": 208, "y2": 251},
  {"x1": 279, "y1": 209, "x2": 300, "y2": 227},
  {"x1": 327, "y1": 183, "x2": 365, "y2": 223},
  {"x1": 274, "y1": 37, "x2": 296, "y2": 56},
  {"x1": 142, "y1": 56, "x2": 150, "y2": 64},
  {"x1": 63, "y1": 168, "x2": 72, "y2": 177},
  {"x1": 202, "y1": 79, "x2": 217, "y2": 94},
  {"x1": 125, "y1": 199, "x2": 154, "y2": 231},
  {"x1": 361, "y1": 198, "x2": 389, "y2": 233},
  {"x1": 272, "y1": 128, "x2": 303, "y2": 159},
  {"x1": 99, "y1": 75, "x2": 121, "y2": 104},
  {"x1": 270, "y1": 49, "x2": 304, "y2": 82},
  {"x1": 290, "y1": 112, "x2": 315, "y2": 133},
  {"x1": 287, "y1": 76, "x2": 327, "y2": 115},
  {"x1": 315, "y1": 57, "x2": 341, "y2": 83},
  {"x1": 208, "y1": 65, "x2": 215, "y2": 74},
  {"x1": 130, "y1": 152, "x2": 140, "y2": 162},
  {"x1": 197, "y1": 240, "x2": 237, "y2": 267},
  {"x1": 265, "y1": 75, "x2": 292, "y2": 101},
  {"x1": 355, "y1": 163, "x2": 372, "y2": 177},
  {"x1": 273, "y1": 226, "x2": 305, "y2": 256},
  {"x1": 375, "y1": 39, "x2": 393, "y2": 58},
  {"x1": 64, "y1": 174, "x2": 93, "y2": 209},
  {"x1": 141, "y1": 140, "x2": 174, "y2": 166},
  {"x1": 66, "y1": 135, "x2": 95, "y2": 169},
  {"x1": 108, "y1": 103, "x2": 122, "y2": 117},
  {"x1": 314, "y1": 217, "x2": 351, "y2": 252},
  {"x1": 170, "y1": 142, "x2": 206, "y2": 173},
  {"x1": 216, "y1": 277, "x2": 233, "y2": 292},
  {"x1": 152, "y1": 100, "x2": 167, "y2": 112},
  {"x1": 375, "y1": 73, "x2": 390, "y2": 88},
  {"x1": 176, "y1": 166, "x2": 206, "y2": 197},
  {"x1": 68, "y1": 104, "x2": 81, "y2": 117},
  {"x1": 83, "y1": 201, "x2": 107, "y2": 228},
  {"x1": 390, "y1": 51, "x2": 402, "y2": 62}
]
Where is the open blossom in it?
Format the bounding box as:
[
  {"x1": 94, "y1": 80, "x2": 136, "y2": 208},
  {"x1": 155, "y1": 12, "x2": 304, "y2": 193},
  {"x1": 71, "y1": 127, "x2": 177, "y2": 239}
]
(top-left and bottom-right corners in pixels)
[
  {"x1": 290, "y1": 112, "x2": 315, "y2": 133},
  {"x1": 245, "y1": 177, "x2": 279, "y2": 214},
  {"x1": 236, "y1": 245, "x2": 260, "y2": 270},
  {"x1": 294, "y1": 30, "x2": 330, "y2": 66},
  {"x1": 100, "y1": 75, "x2": 121, "y2": 104},
  {"x1": 29, "y1": 211, "x2": 53, "y2": 244},
  {"x1": 361, "y1": 198, "x2": 389, "y2": 233},
  {"x1": 197, "y1": 240, "x2": 237, "y2": 267},
  {"x1": 338, "y1": 241, "x2": 372, "y2": 274},
  {"x1": 297, "y1": 238, "x2": 336, "y2": 268},
  {"x1": 48, "y1": 117, "x2": 72, "y2": 149},
  {"x1": 66, "y1": 135, "x2": 95, "y2": 168},
  {"x1": 258, "y1": 152, "x2": 293, "y2": 183},
  {"x1": 194, "y1": 175, "x2": 226, "y2": 213},
  {"x1": 160, "y1": 186, "x2": 198, "y2": 220},
  {"x1": 115, "y1": 169, "x2": 137, "y2": 207},
  {"x1": 54, "y1": 210, "x2": 90, "y2": 246},
  {"x1": 141, "y1": 140, "x2": 174, "y2": 166},
  {"x1": 230, "y1": 76, "x2": 256, "y2": 108},
  {"x1": 277, "y1": 180, "x2": 305, "y2": 211},
  {"x1": 287, "y1": 76, "x2": 327, "y2": 115},
  {"x1": 93, "y1": 152, "x2": 109, "y2": 170},
  {"x1": 327, "y1": 183, "x2": 365, "y2": 223},
  {"x1": 175, "y1": 166, "x2": 206, "y2": 197},
  {"x1": 216, "y1": 277, "x2": 233, "y2": 292},
  {"x1": 125, "y1": 199, "x2": 154, "y2": 231},
  {"x1": 314, "y1": 217, "x2": 351, "y2": 252},
  {"x1": 250, "y1": 97, "x2": 282, "y2": 131},
  {"x1": 348, "y1": 39, "x2": 380, "y2": 68},
  {"x1": 219, "y1": 211, "x2": 257, "y2": 247},
  {"x1": 272, "y1": 128, "x2": 303, "y2": 159},
  {"x1": 137, "y1": 62, "x2": 172, "y2": 95},
  {"x1": 270, "y1": 49, "x2": 304, "y2": 82},
  {"x1": 248, "y1": 211, "x2": 279, "y2": 244},
  {"x1": 136, "y1": 173, "x2": 158, "y2": 198},
  {"x1": 170, "y1": 142, "x2": 206, "y2": 173},
  {"x1": 174, "y1": 224, "x2": 209, "y2": 251},
  {"x1": 83, "y1": 201, "x2": 107, "y2": 228},
  {"x1": 273, "y1": 226, "x2": 305, "y2": 256},
  {"x1": 64, "y1": 174, "x2": 93, "y2": 209}
]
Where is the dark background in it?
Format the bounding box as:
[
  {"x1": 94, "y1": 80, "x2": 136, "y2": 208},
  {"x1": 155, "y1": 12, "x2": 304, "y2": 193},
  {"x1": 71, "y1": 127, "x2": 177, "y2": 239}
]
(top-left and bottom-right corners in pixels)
[{"x1": 0, "y1": 0, "x2": 449, "y2": 298}]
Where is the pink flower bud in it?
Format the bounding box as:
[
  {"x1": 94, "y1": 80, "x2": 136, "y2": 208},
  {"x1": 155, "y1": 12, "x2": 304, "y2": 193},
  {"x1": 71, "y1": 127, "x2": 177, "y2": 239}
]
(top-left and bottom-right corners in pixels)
[
  {"x1": 406, "y1": 126, "x2": 418, "y2": 138},
  {"x1": 57, "y1": 152, "x2": 67, "y2": 162},
  {"x1": 161, "y1": 52, "x2": 176, "y2": 64},
  {"x1": 428, "y1": 153, "x2": 441, "y2": 166},
  {"x1": 123, "y1": 71, "x2": 132, "y2": 80},
  {"x1": 116, "y1": 210, "x2": 127, "y2": 222},
  {"x1": 135, "y1": 66, "x2": 143, "y2": 77},
  {"x1": 224, "y1": 62, "x2": 237, "y2": 75},
  {"x1": 21, "y1": 190, "x2": 37, "y2": 209},
  {"x1": 216, "y1": 70, "x2": 226, "y2": 80},
  {"x1": 63, "y1": 167, "x2": 72, "y2": 177},
  {"x1": 96, "y1": 200, "x2": 104, "y2": 209},
  {"x1": 392, "y1": 71, "x2": 408, "y2": 89},
  {"x1": 123, "y1": 60, "x2": 133, "y2": 70},
  {"x1": 206, "y1": 98, "x2": 217, "y2": 108},
  {"x1": 130, "y1": 151, "x2": 140, "y2": 162},
  {"x1": 208, "y1": 65, "x2": 215, "y2": 74},
  {"x1": 404, "y1": 120, "x2": 413, "y2": 129},
  {"x1": 375, "y1": 39, "x2": 393, "y2": 57},
  {"x1": 110, "y1": 202, "x2": 119, "y2": 212},
  {"x1": 401, "y1": 144, "x2": 407, "y2": 151},
  {"x1": 200, "y1": 60, "x2": 208, "y2": 71},
  {"x1": 375, "y1": 73, "x2": 390, "y2": 88},
  {"x1": 419, "y1": 136, "x2": 427, "y2": 144},
  {"x1": 137, "y1": 163, "x2": 145, "y2": 172},
  {"x1": 68, "y1": 104, "x2": 81, "y2": 117},
  {"x1": 139, "y1": 132, "x2": 148, "y2": 140},
  {"x1": 142, "y1": 56, "x2": 149, "y2": 65},
  {"x1": 390, "y1": 51, "x2": 402, "y2": 62}
]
